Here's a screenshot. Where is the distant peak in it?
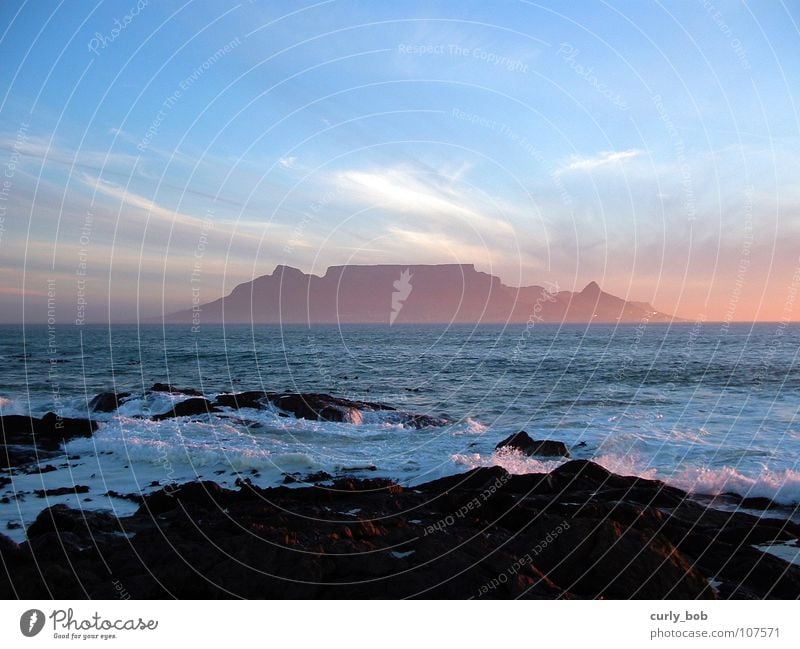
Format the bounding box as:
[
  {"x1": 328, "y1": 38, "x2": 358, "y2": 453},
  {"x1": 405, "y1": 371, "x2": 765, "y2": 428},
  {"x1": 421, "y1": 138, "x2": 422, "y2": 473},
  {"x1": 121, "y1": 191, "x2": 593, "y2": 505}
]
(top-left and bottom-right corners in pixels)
[
  {"x1": 273, "y1": 264, "x2": 303, "y2": 275},
  {"x1": 581, "y1": 281, "x2": 602, "y2": 295}
]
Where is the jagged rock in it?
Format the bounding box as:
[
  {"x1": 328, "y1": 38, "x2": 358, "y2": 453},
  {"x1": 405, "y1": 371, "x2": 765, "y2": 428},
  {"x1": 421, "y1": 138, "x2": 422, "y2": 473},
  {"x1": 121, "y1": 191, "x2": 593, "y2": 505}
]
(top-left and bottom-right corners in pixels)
[
  {"x1": 1, "y1": 413, "x2": 97, "y2": 452},
  {"x1": 148, "y1": 383, "x2": 203, "y2": 396},
  {"x1": 271, "y1": 393, "x2": 372, "y2": 424},
  {"x1": 88, "y1": 391, "x2": 131, "y2": 412},
  {"x1": 141, "y1": 481, "x2": 228, "y2": 515},
  {"x1": 1, "y1": 462, "x2": 797, "y2": 599},
  {"x1": 33, "y1": 485, "x2": 90, "y2": 498},
  {"x1": 213, "y1": 391, "x2": 270, "y2": 410},
  {"x1": 152, "y1": 398, "x2": 219, "y2": 420},
  {"x1": 496, "y1": 431, "x2": 570, "y2": 457}
]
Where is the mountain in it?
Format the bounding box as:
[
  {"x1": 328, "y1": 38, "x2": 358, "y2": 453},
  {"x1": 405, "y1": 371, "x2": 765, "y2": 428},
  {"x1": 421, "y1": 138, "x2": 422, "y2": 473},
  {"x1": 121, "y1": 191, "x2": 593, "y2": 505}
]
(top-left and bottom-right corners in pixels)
[{"x1": 164, "y1": 264, "x2": 678, "y2": 324}]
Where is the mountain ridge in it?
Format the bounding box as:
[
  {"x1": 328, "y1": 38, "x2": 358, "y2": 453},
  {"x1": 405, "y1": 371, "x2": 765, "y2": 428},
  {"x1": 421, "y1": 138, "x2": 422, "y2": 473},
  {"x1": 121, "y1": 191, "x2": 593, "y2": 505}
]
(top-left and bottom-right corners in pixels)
[{"x1": 165, "y1": 264, "x2": 680, "y2": 325}]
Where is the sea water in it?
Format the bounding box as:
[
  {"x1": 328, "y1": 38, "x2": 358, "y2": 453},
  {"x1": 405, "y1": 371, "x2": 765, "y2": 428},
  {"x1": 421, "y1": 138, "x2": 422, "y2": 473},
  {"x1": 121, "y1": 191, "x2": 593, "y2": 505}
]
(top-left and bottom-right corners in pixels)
[{"x1": 1, "y1": 322, "x2": 798, "y2": 539}]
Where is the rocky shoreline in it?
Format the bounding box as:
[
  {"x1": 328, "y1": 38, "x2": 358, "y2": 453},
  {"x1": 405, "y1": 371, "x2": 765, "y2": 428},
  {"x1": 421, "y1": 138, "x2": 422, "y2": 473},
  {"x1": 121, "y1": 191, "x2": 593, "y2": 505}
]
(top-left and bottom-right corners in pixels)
[{"x1": 2, "y1": 387, "x2": 800, "y2": 599}]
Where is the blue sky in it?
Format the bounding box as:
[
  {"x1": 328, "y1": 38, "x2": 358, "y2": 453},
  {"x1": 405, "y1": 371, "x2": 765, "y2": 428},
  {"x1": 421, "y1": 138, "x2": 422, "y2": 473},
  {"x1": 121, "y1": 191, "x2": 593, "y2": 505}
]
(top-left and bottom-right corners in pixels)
[{"x1": 0, "y1": 0, "x2": 798, "y2": 321}]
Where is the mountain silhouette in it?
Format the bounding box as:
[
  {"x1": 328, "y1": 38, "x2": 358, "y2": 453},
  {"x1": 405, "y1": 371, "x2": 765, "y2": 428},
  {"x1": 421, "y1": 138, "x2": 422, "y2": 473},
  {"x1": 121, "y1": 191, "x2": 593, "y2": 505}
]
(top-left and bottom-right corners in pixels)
[{"x1": 165, "y1": 264, "x2": 678, "y2": 324}]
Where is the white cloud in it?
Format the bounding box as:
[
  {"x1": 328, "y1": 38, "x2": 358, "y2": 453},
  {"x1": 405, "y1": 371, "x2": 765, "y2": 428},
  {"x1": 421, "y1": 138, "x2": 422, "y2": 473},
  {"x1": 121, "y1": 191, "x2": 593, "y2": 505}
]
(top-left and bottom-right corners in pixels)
[
  {"x1": 335, "y1": 164, "x2": 514, "y2": 234},
  {"x1": 278, "y1": 156, "x2": 298, "y2": 169},
  {"x1": 559, "y1": 149, "x2": 642, "y2": 173}
]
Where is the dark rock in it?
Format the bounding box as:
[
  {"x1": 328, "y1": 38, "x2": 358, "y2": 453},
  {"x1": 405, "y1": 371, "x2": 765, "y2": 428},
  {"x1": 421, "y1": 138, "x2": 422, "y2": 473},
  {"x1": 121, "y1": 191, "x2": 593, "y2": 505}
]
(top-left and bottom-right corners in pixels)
[
  {"x1": 532, "y1": 517, "x2": 714, "y2": 599},
  {"x1": 712, "y1": 546, "x2": 800, "y2": 599},
  {"x1": 271, "y1": 393, "x2": 369, "y2": 423},
  {"x1": 282, "y1": 471, "x2": 333, "y2": 484},
  {"x1": 88, "y1": 391, "x2": 131, "y2": 412},
  {"x1": 33, "y1": 485, "x2": 90, "y2": 498},
  {"x1": 398, "y1": 413, "x2": 450, "y2": 429},
  {"x1": 496, "y1": 431, "x2": 570, "y2": 457},
  {"x1": 0, "y1": 533, "x2": 20, "y2": 563},
  {"x1": 25, "y1": 504, "x2": 122, "y2": 540},
  {"x1": 417, "y1": 466, "x2": 511, "y2": 494},
  {"x1": 1, "y1": 413, "x2": 97, "y2": 451},
  {"x1": 1, "y1": 445, "x2": 48, "y2": 469},
  {"x1": 306, "y1": 471, "x2": 333, "y2": 483},
  {"x1": 2, "y1": 462, "x2": 798, "y2": 600},
  {"x1": 0, "y1": 444, "x2": 40, "y2": 469},
  {"x1": 104, "y1": 490, "x2": 143, "y2": 503},
  {"x1": 740, "y1": 496, "x2": 780, "y2": 510},
  {"x1": 141, "y1": 481, "x2": 227, "y2": 515},
  {"x1": 213, "y1": 391, "x2": 270, "y2": 410},
  {"x1": 31, "y1": 464, "x2": 58, "y2": 474},
  {"x1": 149, "y1": 383, "x2": 203, "y2": 396},
  {"x1": 152, "y1": 398, "x2": 219, "y2": 420}
]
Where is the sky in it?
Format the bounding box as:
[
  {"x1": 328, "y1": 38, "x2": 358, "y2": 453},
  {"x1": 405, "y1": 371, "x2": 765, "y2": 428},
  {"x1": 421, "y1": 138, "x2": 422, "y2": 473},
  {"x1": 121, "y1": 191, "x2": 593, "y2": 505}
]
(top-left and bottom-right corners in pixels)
[{"x1": 0, "y1": 0, "x2": 798, "y2": 323}]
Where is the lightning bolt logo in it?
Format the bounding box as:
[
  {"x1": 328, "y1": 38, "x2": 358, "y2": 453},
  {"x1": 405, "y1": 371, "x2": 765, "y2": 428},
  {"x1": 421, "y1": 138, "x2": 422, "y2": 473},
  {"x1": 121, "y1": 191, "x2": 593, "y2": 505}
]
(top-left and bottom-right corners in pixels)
[
  {"x1": 390, "y1": 268, "x2": 413, "y2": 325},
  {"x1": 20, "y1": 609, "x2": 45, "y2": 637}
]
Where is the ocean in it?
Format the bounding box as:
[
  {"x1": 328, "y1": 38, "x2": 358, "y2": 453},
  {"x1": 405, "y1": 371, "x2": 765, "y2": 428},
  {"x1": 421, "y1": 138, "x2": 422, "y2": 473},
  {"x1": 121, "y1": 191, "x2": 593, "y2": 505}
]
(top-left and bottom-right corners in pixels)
[{"x1": 1, "y1": 322, "x2": 799, "y2": 540}]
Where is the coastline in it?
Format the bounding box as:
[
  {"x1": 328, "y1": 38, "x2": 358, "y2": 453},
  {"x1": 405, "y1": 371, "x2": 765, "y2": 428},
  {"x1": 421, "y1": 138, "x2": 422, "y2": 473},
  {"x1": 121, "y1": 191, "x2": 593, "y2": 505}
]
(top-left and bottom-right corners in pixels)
[
  {"x1": 2, "y1": 461, "x2": 799, "y2": 599},
  {"x1": 2, "y1": 387, "x2": 800, "y2": 599}
]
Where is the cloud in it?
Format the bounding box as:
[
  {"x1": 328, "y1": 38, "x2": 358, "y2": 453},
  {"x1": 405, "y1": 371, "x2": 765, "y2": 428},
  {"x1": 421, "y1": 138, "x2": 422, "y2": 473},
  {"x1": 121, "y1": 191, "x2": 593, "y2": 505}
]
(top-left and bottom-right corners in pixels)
[
  {"x1": 559, "y1": 149, "x2": 642, "y2": 173},
  {"x1": 278, "y1": 156, "x2": 298, "y2": 169},
  {"x1": 335, "y1": 164, "x2": 514, "y2": 234},
  {"x1": 0, "y1": 133, "x2": 141, "y2": 175},
  {"x1": 77, "y1": 173, "x2": 287, "y2": 241}
]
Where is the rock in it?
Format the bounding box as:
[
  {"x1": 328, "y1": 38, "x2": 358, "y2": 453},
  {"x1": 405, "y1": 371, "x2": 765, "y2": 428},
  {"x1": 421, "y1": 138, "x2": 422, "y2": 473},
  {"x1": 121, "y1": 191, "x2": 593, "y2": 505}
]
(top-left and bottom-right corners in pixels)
[
  {"x1": 740, "y1": 496, "x2": 780, "y2": 510},
  {"x1": 0, "y1": 533, "x2": 21, "y2": 566},
  {"x1": 216, "y1": 391, "x2": 445, "y2": 428},
  {"x1": 2, "y1": 462, "x2": 798, "y2": 600},
  {"x1": 305, "y1": 471, "x2": 333, "y2": 483},
  {"x1": 152, "y1": 398, "x2": 219, "y2": 420},
  {"x1": 417, "y1": 466, "x2": 511, "y2": 494},
  {"x1": 33, "y1": 485, "x2": 90, "y2": 498},
  {"x1": 26, "y1": 464, "x2": 58, "y2": 474},
  {"x1": 141, "y1": 481, "x2": 227, "y2": 515},
  {"x1": 710, "y1": 546, "x2": 800, "y2": 599},
  {"x1": 148, "y1": 383, "x2": 203, "y2": 396},
  {"x1": 531, "y1": 517, "x2": 715, "y2": 599},
  {"x1": 104, "y1": 490, "x2": 143, "y2": 503},
  {"x1": 1, "y1": 414, "x2": 97, "y2": 451},
  {"x1": 271, "y1": 393, "x2": 369, "y2": 423},
  {"x1": 398, "y1": 413, "x2": 450, "y2": 429},
  {"x1": 496, "y1": 431, "x2": 570, "y2": 457},
  {"x1": 2, "y1": 445, "x2": 59, "y2": 469},
  {"x1": 25, "y1": 504, "x2": 122, "y2": 540},
  {"x1": 213, "y1": 391, "x2": 270, "y2": 410},
  {"x1": 88, "y1": 391, "x2": 131, "y2": 412}
]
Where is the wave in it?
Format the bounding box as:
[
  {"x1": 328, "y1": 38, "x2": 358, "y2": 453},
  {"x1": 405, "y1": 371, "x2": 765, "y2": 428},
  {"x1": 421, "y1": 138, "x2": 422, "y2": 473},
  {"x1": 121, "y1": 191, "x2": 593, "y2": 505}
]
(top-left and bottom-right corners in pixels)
[{"x1": 449, "y1": 448, "x2": 800, "y2": 505}]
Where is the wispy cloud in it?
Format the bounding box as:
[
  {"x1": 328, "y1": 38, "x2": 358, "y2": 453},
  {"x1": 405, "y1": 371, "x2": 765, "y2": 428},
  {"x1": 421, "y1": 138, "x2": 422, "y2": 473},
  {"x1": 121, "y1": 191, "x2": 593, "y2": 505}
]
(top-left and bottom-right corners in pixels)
[
  {"x1": 0, "y1": 133, "x2": 141, "y2": 175},
  {"x1": 335, "y1": 164, "x2": 514, "y2": 234},
  {"x1": 559, "y1": 149, "x2": 642, "y2": 173}
]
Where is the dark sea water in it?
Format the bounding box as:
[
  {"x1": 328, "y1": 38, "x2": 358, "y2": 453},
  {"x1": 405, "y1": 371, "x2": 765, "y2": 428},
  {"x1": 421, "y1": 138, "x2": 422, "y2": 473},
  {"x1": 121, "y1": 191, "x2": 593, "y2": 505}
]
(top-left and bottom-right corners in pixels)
[{"x1": 1, "y1": 322, "x2": 799, "y2": 538}]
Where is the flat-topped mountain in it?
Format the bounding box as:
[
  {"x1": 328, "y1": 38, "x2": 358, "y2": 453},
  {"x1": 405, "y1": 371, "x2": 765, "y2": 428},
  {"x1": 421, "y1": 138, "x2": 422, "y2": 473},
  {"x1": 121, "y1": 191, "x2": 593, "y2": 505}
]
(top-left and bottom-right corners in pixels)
[{"x1": 165, "y1": 264, "x2": 678, "y2": 324}]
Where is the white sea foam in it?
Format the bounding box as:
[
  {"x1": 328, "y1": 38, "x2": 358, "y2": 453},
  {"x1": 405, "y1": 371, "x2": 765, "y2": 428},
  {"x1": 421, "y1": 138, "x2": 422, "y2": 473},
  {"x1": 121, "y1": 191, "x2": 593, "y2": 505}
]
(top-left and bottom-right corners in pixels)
[
  {"x1": 451, "y1": 449, "x2": 567, "y2": 475},
  {"x1": 593, "y1": 453, "x2": 800, "y2": 505},
  {"x1": 663, "y1": 465, "x2": 800, "y2": 505}
]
